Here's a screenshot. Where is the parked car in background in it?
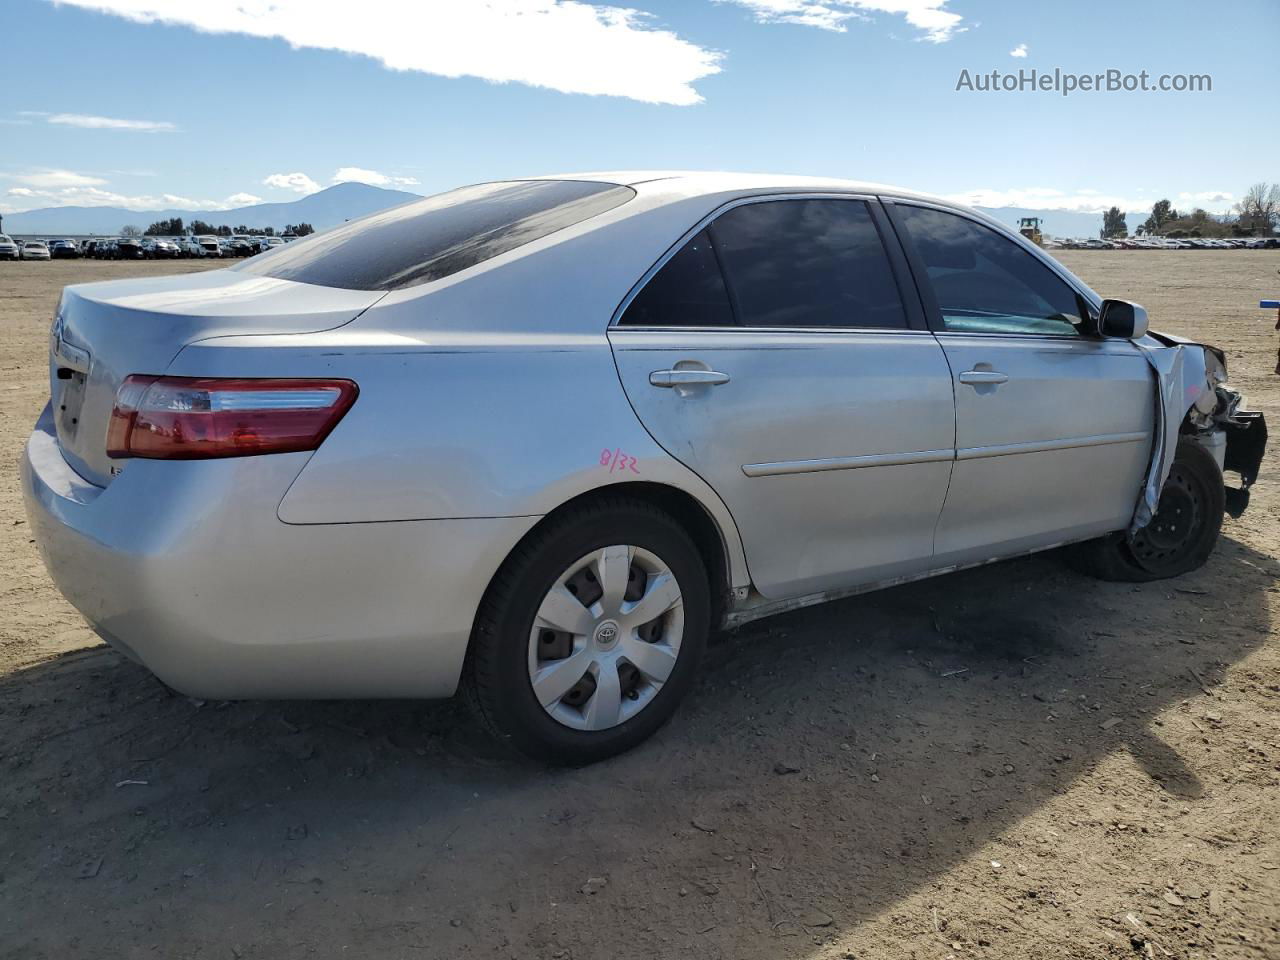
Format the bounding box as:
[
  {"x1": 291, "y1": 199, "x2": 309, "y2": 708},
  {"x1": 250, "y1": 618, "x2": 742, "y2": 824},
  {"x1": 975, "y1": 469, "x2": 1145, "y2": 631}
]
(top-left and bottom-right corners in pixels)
[
  {"x1": 0, "y1": 234, "x2": 18, "y2": 260},
  {"x1": 195, "y1": 236, "x2": 222, "y2": 257},
  {"x1": 113, "y1": 237, "x2": 144, "y2": 260},
  {"x1": 256, "y1": 236, "x2": 285, "y2": 254},
  {"x1": 21, "y1": 174, "x2": 1268, "y2": 764},
  {"x1": 142, "y1": 238, "x2": 181, "y2": 259},
  {"x1": 227, "y1": 235, "x2": 256, "y2": 257},
  {"x1": 19, "y1": 240, "x2": 50, "y2": 260},
  {"x1": 49, "y1": 239, "x2": 81, "y2": 259}
]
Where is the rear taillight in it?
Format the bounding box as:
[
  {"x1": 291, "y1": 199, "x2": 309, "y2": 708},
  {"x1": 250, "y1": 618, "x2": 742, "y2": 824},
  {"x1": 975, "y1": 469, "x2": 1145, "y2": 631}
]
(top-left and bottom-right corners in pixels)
[{"x1": 106, "y1": 376, "x2": 358, "y2": 460}]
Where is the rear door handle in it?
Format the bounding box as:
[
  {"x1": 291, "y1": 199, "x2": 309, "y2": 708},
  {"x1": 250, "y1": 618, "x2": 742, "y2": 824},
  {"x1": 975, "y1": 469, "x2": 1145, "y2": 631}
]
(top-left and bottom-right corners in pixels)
[
  {"x1": 958, "y1": 370, "x2": 1009, "y2": 385},
  {"x1": 649, "y1": 369, "x2": 731, "y2": 388}
]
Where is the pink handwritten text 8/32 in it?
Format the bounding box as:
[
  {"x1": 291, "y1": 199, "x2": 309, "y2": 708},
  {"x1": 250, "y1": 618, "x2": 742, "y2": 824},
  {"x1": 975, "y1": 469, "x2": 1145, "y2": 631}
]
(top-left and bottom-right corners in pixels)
[{"x1": 600, "y1": 448, "x2": 640, "y2": 474}]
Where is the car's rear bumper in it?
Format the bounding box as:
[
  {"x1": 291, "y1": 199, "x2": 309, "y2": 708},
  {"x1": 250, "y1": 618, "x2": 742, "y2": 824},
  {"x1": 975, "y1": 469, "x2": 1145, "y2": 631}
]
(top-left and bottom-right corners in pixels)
[{"x1": 22, "y1": 404, "x2": 538, "y2": 699}]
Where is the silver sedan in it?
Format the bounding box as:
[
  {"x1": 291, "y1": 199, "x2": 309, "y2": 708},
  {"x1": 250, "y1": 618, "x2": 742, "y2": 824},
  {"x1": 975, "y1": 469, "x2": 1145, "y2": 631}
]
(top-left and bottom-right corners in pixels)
[{"x1": 22, "y1": 173, "x2": 1266, "y2": 764}]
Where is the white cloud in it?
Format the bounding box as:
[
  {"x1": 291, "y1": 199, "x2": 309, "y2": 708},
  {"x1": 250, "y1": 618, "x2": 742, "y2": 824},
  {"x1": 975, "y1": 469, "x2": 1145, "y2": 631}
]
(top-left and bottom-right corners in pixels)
[
  {"x1": 263, "y1": 172, "x2": 321, "y2": 194},
  {"x1": 1009, "y1": 43, "x2": 1027, "y2": 57},
  {"x1": 331, "y1": 167, "x2": 420, "y2": 188},
  {"x1": 1177, "y1": 190, "x2": 1234, "y2": 208},
  {"x1": 945, "y1": 186, "x2": 1236, "y2": 215},
  {"x1": 44, "y1": 0, "x2": 723, "y2": 105},
  {"x1": 3, "y1": 169, "x2": 109, "y2": 189},
  {"x1": 717, "y1": 0, "x2": 964, "y2": 42},
  {"x1": 45, "y1": 112, "x2": 177, "y2": 132},
  {"x1": 1, "y1": 184, "x2": 280, "y2": 213},
  {"x1": 946, "y1": 187, "x2": 1140, "y2": 212}
]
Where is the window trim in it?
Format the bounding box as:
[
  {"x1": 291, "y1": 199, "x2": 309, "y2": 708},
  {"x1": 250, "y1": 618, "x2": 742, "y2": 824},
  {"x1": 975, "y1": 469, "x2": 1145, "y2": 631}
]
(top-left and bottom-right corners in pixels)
[
  {"x1": 612, "y1": 192, "x2": 928, "y2": 335},
  {"x1": 881, "y1": 197, "x2": 1104, "y2": 341}
]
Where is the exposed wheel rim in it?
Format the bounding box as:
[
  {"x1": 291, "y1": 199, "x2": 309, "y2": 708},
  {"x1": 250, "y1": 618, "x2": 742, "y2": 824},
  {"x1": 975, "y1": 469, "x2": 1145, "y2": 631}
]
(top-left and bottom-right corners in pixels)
[
  {"x1": 1130, "y1": 463, "x2": 1206, "y2": 571},
  {"x1": 527, "y1": 545, "x2": 685, "y2": 732}
]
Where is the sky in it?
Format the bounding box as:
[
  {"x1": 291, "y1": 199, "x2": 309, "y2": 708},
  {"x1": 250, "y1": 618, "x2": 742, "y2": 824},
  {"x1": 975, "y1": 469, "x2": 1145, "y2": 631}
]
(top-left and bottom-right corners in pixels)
[{"x1": 0, "y1": 0, "x2": 1274, "y2": 219}]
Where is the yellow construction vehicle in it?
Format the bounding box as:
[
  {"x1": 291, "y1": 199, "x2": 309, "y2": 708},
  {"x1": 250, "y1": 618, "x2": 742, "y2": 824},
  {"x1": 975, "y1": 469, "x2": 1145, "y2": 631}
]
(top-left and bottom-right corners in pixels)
[{"x1": 1018, "y1": 216, "x2": 1045, "y2": 246}]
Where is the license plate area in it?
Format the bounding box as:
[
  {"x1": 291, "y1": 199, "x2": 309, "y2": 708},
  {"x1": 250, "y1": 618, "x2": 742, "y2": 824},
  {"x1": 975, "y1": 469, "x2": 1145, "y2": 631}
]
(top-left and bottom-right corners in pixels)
[
  {"x1": 52, "y1": 333, "x2": 93, "y2": 445},
  {"x1": 54, "y1": 370, "x2": 90, "y2": 444}
]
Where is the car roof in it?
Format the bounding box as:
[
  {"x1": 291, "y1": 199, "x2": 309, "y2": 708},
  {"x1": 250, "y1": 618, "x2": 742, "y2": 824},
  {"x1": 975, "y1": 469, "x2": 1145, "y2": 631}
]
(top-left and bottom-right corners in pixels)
[
  {"x1": 532, "y1": 170, "x2": 952, "y2": 204},
  {"x1": 522, "y1": 170, "x2": 998, "y2": 229}
]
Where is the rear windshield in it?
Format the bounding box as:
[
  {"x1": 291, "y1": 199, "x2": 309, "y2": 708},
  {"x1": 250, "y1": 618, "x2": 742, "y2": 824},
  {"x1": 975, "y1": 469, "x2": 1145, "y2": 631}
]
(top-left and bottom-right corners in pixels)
[{"x1": 232, "y1": 179, "x2": 635, "y2": 291}]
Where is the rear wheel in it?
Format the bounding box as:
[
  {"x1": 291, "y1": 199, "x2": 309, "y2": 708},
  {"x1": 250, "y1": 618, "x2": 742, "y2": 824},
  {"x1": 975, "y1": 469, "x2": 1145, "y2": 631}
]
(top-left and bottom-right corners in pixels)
[
  {"x1": 1066, "y1": 438, "x2": 1224, "y2": 582},
  {"x1": 466, "y1": 499, "x2": 710, "y2": 765}
]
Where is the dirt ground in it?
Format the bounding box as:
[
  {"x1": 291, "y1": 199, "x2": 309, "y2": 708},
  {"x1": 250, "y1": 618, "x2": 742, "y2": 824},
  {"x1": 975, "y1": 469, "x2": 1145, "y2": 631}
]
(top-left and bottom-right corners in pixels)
[{"x1": 1, "y1": 252, "x2": 1278, "y2": 960}]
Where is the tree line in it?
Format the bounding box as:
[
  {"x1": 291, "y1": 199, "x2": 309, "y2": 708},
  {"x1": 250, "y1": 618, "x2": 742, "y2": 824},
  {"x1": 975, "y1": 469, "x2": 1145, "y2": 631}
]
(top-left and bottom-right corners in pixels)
[
  {"x1": 135, "y1": 217, "x2": 316, "y2": 237},
  {"x1": 1100, "y1": 182, "x2": 1279, "y2": 239}
]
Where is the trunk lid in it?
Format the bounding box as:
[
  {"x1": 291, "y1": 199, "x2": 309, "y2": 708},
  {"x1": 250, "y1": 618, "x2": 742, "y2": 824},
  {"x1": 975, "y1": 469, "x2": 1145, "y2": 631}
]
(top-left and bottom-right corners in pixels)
[{"x1": 50, "y1": 269, "x2": 385, "y2": 486}]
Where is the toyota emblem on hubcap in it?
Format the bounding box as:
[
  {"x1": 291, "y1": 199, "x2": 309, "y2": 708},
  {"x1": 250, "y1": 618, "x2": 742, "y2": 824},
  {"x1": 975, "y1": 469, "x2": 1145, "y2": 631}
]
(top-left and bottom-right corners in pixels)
[{"x1": 594, "y1": 620, "x2": 619, "y2": 646}]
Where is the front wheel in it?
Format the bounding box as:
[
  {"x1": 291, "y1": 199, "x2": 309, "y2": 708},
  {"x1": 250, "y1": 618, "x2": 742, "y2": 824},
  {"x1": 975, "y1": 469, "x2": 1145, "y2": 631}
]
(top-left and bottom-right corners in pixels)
[
  {"x1": 1066, "y1": 438, "x2": 1224, "y2": 582},
  {"x1": 465, "y1": 499, "x2": 710, "y2": 765}
]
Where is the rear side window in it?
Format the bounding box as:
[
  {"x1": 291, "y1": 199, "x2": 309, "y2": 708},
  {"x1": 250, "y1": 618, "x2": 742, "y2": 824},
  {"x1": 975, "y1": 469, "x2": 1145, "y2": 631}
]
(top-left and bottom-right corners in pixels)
[
  {"x1": 894, "y1": 204, "x2": 1087, "y2": 336},
  {"x1": 233, "y1": 180, "x2": 635, "y2": 291},
  {"x1": 620, "y1": 198, "x2": 907, "y2": 329},
  {"x1": 620, "y1": 229, "x2": 734, "y2": 327},
  {"x1": 712, "y1": 199, "x2": 907, "y2": 329}
]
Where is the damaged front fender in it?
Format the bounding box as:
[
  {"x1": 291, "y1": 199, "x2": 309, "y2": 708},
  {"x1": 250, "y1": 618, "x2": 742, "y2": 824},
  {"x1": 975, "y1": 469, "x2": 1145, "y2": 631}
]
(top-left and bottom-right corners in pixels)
[{"x1": 1133, "y1": 331, "x2": 1266, "y2": 530}]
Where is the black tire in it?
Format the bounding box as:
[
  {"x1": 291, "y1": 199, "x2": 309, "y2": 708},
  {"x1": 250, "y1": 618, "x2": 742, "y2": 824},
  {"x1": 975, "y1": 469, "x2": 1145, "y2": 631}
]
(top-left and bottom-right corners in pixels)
[
  {"x1": 1066, "y1": 438, "x2": 1224, "y2": 582},
  {"x1": 465, "y1": 498, "x2": 711, "y2": 765}
]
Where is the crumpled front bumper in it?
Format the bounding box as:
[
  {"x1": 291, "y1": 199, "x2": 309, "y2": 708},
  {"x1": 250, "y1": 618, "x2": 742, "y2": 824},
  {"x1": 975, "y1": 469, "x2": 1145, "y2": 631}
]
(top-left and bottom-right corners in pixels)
[
  {"x1": 1134, "y1": 334, "x2": 1265, "y2": 529},
  {"x1": 1221, "y1": 408, "x2": 1267, "y2": 517}
]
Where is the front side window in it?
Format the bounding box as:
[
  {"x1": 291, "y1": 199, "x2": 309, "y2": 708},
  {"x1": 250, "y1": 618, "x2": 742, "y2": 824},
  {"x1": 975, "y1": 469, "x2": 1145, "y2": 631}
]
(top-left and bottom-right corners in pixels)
[
  {"x1": 620, "y1": 197, "x2": 907, "y2": 330},
  {"x1": 234, "y1": 179, "x2": 635, "y2": 291},
  {"x1": 894, "y1": 205, "x2": 1087, "y2": 336}
]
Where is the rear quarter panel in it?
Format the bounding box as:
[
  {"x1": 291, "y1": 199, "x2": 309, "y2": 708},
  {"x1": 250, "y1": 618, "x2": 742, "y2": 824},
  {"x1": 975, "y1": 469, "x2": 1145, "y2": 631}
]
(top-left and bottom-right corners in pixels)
[{"x1": 167, "y1": 331, "x2": 752, "y2": 588}]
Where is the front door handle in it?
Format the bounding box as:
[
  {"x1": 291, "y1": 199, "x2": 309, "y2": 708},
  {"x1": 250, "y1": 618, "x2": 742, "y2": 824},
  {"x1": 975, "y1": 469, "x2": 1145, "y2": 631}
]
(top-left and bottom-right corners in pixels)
[
  {"x1": 649, "y1": 369, "x2": 731, "y2": 388},
  {"x1": 958, "y1": 370, "x2": 1009, "y2": 386}
]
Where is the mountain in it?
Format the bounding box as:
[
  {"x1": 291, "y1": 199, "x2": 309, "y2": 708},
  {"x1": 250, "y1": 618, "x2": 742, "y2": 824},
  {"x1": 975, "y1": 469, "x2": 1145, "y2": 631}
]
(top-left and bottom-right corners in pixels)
[
  {"x1": 976, "y1": 205, "x2": 1150, "y2": 240},
  {"x1": 2, "y1": 182, "x2": 422, "y2": 236}
]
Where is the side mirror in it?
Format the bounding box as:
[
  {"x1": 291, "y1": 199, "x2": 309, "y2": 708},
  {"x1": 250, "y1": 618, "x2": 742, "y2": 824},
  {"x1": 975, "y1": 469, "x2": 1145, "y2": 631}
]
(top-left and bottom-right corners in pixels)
[{"x1": 1098, "y1": 299, "x2": 1149, "y2": 339}]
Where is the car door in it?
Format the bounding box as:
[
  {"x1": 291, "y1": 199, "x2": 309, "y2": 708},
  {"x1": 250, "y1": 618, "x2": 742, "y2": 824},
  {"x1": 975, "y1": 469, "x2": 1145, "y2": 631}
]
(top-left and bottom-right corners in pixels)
[
  {"x1": 885, "y1": 200, "x2": 1155, "y2": 566},
  {"x1": 608, "y1": 195, "x2": 956, "y2": 600}
]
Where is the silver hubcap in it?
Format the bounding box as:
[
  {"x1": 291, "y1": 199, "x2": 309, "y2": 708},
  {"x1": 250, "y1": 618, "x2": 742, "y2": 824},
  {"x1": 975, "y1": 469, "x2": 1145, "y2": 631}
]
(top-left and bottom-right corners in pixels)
[{"x1": 527, "y1": 545, "x2": 685, "y2": 731}]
